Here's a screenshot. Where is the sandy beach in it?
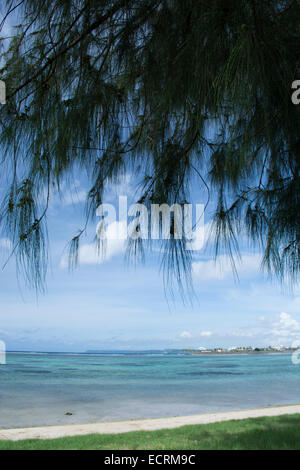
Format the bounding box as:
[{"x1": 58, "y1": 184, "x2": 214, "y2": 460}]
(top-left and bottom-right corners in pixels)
[{"x1": 1, "y1": 404, "x2": 300, "y2": 441}]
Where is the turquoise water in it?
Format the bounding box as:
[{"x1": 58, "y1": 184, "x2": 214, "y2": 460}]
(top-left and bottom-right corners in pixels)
[{"x1": 0, "y1": 352, "x2": 299, "y2": 428}]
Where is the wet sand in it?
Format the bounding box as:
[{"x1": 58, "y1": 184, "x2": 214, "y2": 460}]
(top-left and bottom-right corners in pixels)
[{"x1": 1, "y1": 404, "x2": 300, "y2": 441}]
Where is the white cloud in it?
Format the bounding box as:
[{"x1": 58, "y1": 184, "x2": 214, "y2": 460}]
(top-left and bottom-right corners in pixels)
[
  {"x1": 226, "y1": 312, "x2": 300, "y2": 346},
  {"x1": 271, "y1": 312, "x2": 300, "y2": 339},
  {"x1": 60, "y1": 221, "x2": 126, "y2": 269},
  {"x1": 62, "y1": 189, "x2": 87, "y2": 206},
  {"x1": 192, "y1": 254, "x2": 261, "y2": 281},
  {"x1": 104, "y1": 173, "x2": 135, "y2": 200},
  {"x1": 42, "y1": 179, "x2": 87, "y2": 207},
  {"x1": 58, "y1": 180, "x2": 87, "y2": 206},
  {"x1": 179, "y1": 330, "x2": 212, "y2": 340},
  {"x1": 199, "y1": 331, "x2": 212, "y2": 337},
  {"x1": 179, "y1": 331, "x2": 192, "y2": 338},
  {"x1": 187, "y1": 221, "x2": 212, "y2": 251},
  {"x1": 229, "y1": 330, "x2": 256, "y2": 338},
  {"x1": 0, "y1": 238, "x2": 12, "y2": 250}
]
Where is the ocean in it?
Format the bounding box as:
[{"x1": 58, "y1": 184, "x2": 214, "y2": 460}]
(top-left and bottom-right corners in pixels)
[{"x1": 0, "y1": 351, "x2": 299, "y2": 428}]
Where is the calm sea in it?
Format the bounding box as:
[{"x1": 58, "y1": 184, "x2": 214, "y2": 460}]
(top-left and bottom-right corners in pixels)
[{"x1": 0, "y1": 351, "x2": 299, "y2": 428}]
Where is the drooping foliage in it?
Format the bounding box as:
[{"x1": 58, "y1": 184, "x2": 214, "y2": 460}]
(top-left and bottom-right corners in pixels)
[{"x1": 0, "y1": 0, "x2": 300, "y2": 289}]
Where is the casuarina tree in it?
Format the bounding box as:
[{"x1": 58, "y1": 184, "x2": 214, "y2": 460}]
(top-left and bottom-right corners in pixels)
[{"x1": 0, "y1": 0, "x2": 299, "y2": 290}]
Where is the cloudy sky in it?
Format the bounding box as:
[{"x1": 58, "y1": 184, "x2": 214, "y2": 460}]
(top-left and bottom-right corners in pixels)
[
  {"x1": 0, "y1": 8, "x2": 299, "y2": 353},
  {"x1": 0, "y1": 172, "x2": 300, "y2": 353}
]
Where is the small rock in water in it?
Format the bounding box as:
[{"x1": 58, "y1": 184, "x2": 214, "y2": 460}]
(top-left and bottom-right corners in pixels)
[{"x1": 65, "y1": 412, "x2": 73, "y2": 416}]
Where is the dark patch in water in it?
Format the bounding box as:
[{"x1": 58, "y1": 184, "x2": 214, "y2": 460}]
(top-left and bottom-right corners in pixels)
[
  {"x1": 182, "y1": 371, "x2": 243, "y2": 376},
  {"x1": 207, "y1": 363, "x2": 239, "y2": 368},
  {"x1": 15, "y1": 369, "x2": 52, "y2": 374},
  {"x1": 8, "y1": 364, "x2": 44, "y2": 369},
  {"x1": 115, "y1": 363, "x2": 150, "y2": 367}
]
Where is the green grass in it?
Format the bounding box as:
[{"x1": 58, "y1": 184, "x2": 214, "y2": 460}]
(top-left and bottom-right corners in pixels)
[{"x1": 1, "y1": 414, "x2": 300, "y2": 450}]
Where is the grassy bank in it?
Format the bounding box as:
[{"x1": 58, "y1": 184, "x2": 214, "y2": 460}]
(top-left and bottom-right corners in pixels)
[{"x1": 0, "y1": 414, "x2": 300, "y2": 450}]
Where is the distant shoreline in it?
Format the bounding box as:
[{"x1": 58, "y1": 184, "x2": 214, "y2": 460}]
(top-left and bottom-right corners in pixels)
[
  {"x1": 5, "y1": 350, "x2": 294, "y2": 357},
  {"x1": 183, "y1": 350, "x2": 294, "y2": 357}
]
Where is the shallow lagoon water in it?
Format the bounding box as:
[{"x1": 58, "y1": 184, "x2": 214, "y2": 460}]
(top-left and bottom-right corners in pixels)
[{"x1": 0, "y1": 352, "x2": 299, "y2": 428}]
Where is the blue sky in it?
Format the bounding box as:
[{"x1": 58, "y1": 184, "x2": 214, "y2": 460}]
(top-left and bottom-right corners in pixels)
[
  {"x1": 0, "y1": 8, "x2": 300, "y2": 353},
  {"x1": 1, "y1": 174, "x2": 300, "y2": 352}
]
